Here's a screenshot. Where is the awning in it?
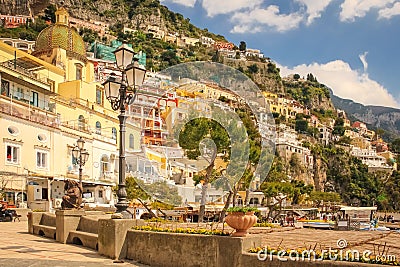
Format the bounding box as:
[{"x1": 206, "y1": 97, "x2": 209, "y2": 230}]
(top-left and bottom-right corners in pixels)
[{"x1": 13, "y1": 57, "x2": 45, "y2": 71}]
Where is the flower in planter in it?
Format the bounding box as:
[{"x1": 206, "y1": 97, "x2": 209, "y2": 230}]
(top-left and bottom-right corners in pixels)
[{"x1": 226, "y1": 206, "x2": 259, "y2": 213}]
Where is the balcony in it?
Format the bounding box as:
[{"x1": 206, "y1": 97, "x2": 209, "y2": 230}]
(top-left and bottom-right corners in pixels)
[
  {"x1": 61, "y1": 120, "x2": 90, "y2": 133},
  {"x1": 0, "y1": 95, "x2": 59, "y2": 127}
]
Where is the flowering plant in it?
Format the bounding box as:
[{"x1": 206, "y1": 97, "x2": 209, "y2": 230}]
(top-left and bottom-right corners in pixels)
[
  {"x1": 226, "y1": 206, "x2": 259, "y2": 213},
  {"x1": 132, "y1": 225, "x2": 229, "y2": 236}
]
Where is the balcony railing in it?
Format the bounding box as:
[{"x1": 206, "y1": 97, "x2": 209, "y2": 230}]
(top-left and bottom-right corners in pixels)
[
  {"x1": 0, "y1": 95, "x2": 59, "y2": 127},
  {"x1": 61, "y1": 120, "x2": 91, "y2": 133}
]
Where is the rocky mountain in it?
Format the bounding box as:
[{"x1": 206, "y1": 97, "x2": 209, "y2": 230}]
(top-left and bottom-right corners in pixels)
[{"x1": 331, "y1": 91, "x2": 400, "y2": 141}]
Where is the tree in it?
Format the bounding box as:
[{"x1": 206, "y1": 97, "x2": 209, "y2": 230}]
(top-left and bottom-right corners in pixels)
[
  {"x1": 295, "y1": 119, "x2": 308, "y2": 133},
  {"x1": 42, "y1": 5, "x2": 56, "y2": 23},
  {"x1": 239, "y1": 41, "x2": 246, "y2": 51},
  {"x1": 390, "y1": 138, "x2": 400, "y2": 153},
  {"x1": 333, "y1": 118, "x2": 345, "y2": 136},
  {"x1": 293, "y1": 74, "x2": 300, "y2": 80},
  {"x1": 179, "y1": 118, "x2": 229, "y2": 222},
  {"x1": 125, "y1": 176, "x2": 150, "y2": 201},
  {"x1": 291, "y1": 180, "x2": 313, "y2": 205},
  {"x1": 247, "y1": 64, "x2": 259, "y2": 74},
  {"x1": 309, "y1": 191, "x2": 341, "y2": 207},
  {"x1": 262, "y1": 182, "x2": 294, "y2": 220}
]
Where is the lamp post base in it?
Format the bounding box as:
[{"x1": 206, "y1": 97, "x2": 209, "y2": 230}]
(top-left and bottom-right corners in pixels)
[
  {"x1": 111, "y1": 210, "x2": 133, "y2": 219},
  {"x1": 113, "y1": 201, "x2": 131, "y2": 219}
]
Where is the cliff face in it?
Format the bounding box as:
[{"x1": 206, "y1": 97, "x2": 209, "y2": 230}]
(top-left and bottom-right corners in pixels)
[
  {"x1": 331, "y1": 92, "x2": 400, "y2": 140},
  {"x1": 0, "y1": 0, "x2": 34, "y2": 16},
  {"x1": 0, "y1": 0, "x2": 166, "y2": 30}
]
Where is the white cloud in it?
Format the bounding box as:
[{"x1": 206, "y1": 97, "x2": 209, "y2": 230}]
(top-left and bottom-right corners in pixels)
[
  {"x1": 201, "y1": 0, "x2": 263, "y2": 17},
  {"x1": 160, "y1": 0, "x2": 197, "y2": 7},
  {"x1": 378, "y1": 2, "x2": 400, "y2": 19},
  {"x1": 279, "y1": 60, "x2": 399, "y2": 108},
  {"x1": 339, "y1": 0, "x2": 397, "y2": 21},
  {"x1": 230, "y1": 25, "x2": 262, "y2": 34},
  {"x1": 295, "y1": 0, "x2": 334, "y2": 25},
  {"x1": 230, "y1": 5, "x2": 304, "y2": 33},
  {"x1": 359, "y1": 52, "x2": 368, "y2": 72}
]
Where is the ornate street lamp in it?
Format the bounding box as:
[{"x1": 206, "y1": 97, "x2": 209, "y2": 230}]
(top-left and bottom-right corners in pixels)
[
  {"x1": 72, "y1": 137, "x2": 89, "y2": 189},
  {"x1": 102, "y1": 44, "x2": 146, "y2": 217}
]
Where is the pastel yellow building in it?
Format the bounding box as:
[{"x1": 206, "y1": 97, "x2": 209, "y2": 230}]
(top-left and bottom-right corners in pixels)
[
  {"x1": 263, "y1": 92, "x2": 305, "y2": 119},
  {"x1": 0, "y1": 8, "x2": 142, "y2": 210}
]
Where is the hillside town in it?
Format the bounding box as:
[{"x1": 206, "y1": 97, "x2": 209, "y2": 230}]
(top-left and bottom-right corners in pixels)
[
  {"x1": 1, "y1": 3, "x2": 400, "y2": 267},
  {"x1": 0, "y1": 9, "x2": 397, "y2": 219},
  {"x1": 0, "y1": 7, "x2": 396, "y2": 216}
]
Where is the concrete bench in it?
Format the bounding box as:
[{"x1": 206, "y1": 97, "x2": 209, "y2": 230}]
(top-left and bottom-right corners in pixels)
[
  {"x1": 67, "y1": 230, "x2": 98, "y2": 250},
  {"x1": 33, "y1": 224, "x2": 56, "y2": 239}
]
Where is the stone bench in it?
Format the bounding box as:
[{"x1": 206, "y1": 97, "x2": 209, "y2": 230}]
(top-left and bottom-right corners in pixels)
[
  {"x1": 33, "y1": 224, "x2": 57, "y2": 239},
  {"x1": 67, "y1": 230, "x2": 98, "y2": 250}
]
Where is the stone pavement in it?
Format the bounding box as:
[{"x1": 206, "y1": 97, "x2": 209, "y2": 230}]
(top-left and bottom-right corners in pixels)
[{"x1": 0, "y1": 221, "x2": 148, "y2": 267}]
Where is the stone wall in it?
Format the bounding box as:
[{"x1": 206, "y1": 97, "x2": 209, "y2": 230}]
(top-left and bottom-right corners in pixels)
[
  {"x1": 124, "y1": 230, "x2": 372, "y2": 267},
  {"x1": 125, "y1": 230, "x2": 261, "y2": 267}
]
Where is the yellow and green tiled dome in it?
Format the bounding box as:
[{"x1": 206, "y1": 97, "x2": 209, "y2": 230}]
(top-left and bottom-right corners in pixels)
[{"x1": 33, "y1": 8, "x2": 86, "y2": 60}]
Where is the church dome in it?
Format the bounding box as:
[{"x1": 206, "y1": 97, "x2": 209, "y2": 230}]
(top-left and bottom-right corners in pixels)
[{"x1": 33, "y1": 8, "x2": 86, "y2": 62}]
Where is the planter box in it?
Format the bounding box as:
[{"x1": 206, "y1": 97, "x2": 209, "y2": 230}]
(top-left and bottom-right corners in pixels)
[{"x1": 125, "y1": 230, "x2": 261, "y2": 267}]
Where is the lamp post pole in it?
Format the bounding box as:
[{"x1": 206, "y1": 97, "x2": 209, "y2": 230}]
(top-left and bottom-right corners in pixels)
[
  {"x1": 72, "y1": 137, "x2": 89, "y2": 194},
  {"x1": 116, "y1": 75, "x2": 128, "y2": 213},
  {"x1": 103, "y1": 44, "x2": 146, "y2": 217}
]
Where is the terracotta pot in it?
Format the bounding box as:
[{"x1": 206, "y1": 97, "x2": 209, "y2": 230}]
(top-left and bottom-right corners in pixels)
[{"x1": 225, "y1": 211, "x2": 257, "y2": 237}]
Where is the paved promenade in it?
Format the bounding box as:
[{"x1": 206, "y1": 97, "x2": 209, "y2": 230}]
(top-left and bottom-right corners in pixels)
[{"x1": 0, "y1": 221, "x2": 147, "y2": 267}]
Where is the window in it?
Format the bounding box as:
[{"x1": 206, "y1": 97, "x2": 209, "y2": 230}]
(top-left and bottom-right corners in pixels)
[
  {"x1": 31, "y1": 91, "x2": 38, "y2": 107},
  {"x1": 37, "y1": 134, "x2": 47, "y2": 142},
  {"x1": 78, "y1": 115, "x2": 85, "y2": 130},
  {"x1": 6, "y1": 144, "x2": 19, "y2": 164},
  {"x1": 7, "y1": 126, "x2": 19, "y2": 135},
  {"x1": 95, "y1": 121, "x2": 101, "y2": 134},
  {"x1": 112, "y1": 127, "x2": 117, "y2": 140},
  {"x1": 96, "y1": 88, "x2": 103, "y2": 105},
  {"x1": 36, "y1": 151, "x2": 48, "y2": 169},
  {"x1": 13, "y1": 87, "x2": 23, "y2": 100},
  {"x1": 129, "y1": 134, "x2": 134, "y2": 149},
  {"x1": 98, "y1": 190, "x2": 103, "y2": 198},
  {"x1": 1, "y1": 80, "x2": 9, "y2": 96},
  {"x1": 100, "y1": 155, "x2": 110, "y2": 175},
  {"x1": 76, "y1": 64, "x2": 82, "y2": 80}
]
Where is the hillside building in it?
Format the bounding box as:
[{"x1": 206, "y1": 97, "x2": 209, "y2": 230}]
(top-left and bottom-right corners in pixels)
[
  {"x1": 0, "y1": 38, "x2": 35, "y2": 53},
  {"x1": 0, "y1": 8, "x2": 143, "y2": 210}
]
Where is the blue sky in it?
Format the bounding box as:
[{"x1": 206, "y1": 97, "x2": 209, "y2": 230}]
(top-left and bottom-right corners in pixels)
[{"x1": 160, "y1": 0, "x2": 400, "y2": 108}]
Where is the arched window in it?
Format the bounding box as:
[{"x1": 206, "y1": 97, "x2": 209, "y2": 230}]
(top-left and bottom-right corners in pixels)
[
  {"x1": 129, "y1": 134, "x2": 134, "y2": 149},
  {"x1": 95, "y1": 121, "x2": 101, "y2": 134},
  {"x1": 78, "y1": 115, "x2": 85, "y2": 130},
  {"x1": 112, "y1": 127, "x2": 117, "y2": 140}
]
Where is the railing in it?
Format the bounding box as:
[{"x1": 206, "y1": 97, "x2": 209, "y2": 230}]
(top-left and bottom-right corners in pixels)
[
  {"x1": 101, "y1": 171, "x2": 115, "y2": 181},
  {"x1": 61, "y1": 120, "x2": 91, "y2": 133},
  {"x1": 0, "y1": 96, "x2": 59, "y2": 127}
]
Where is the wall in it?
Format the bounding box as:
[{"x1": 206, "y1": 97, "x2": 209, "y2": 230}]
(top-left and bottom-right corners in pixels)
[
  {"x1": 125, "y1": 230, "x2": 260, "y2": 267},
  {"x1": 124, "y1": 230, "x2": 371, "y2": 267}
]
